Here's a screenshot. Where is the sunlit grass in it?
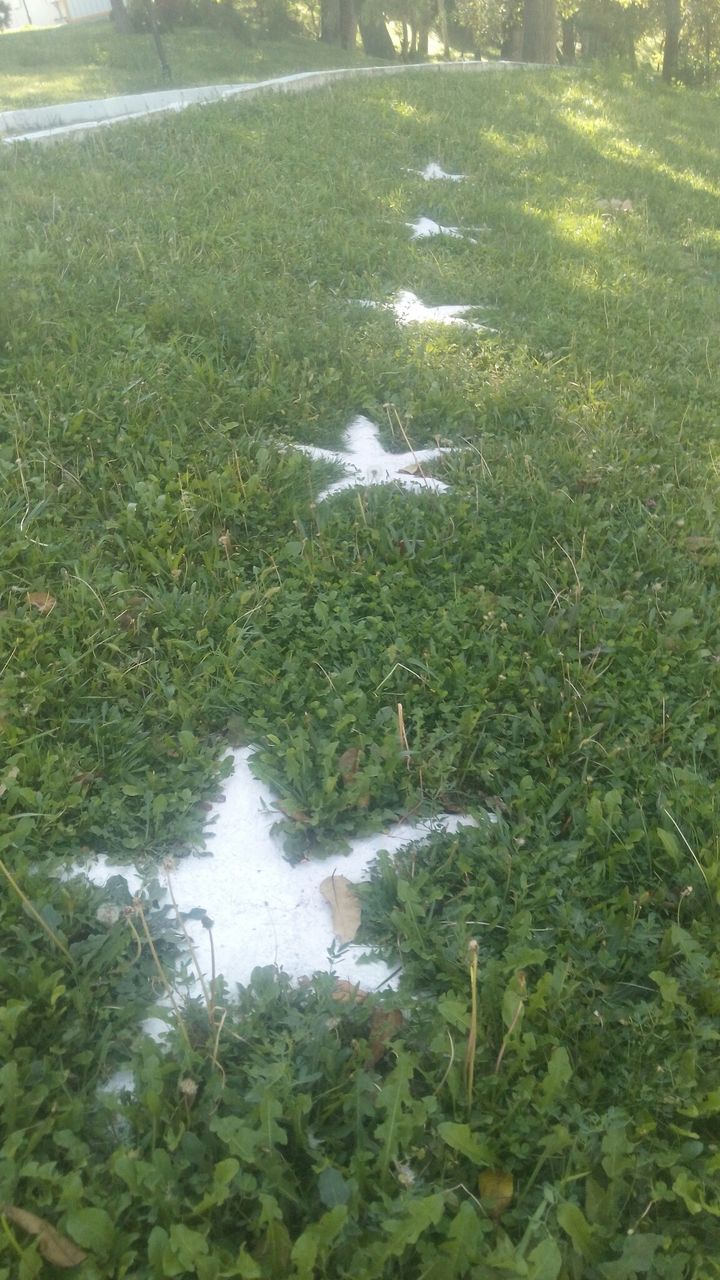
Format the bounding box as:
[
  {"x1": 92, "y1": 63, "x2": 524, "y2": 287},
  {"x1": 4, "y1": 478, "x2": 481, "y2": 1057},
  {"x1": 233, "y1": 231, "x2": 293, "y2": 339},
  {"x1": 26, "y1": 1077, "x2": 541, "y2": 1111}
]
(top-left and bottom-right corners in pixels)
[{"x1": 0, "y1": 20, "x2": 381, "y2": 109}]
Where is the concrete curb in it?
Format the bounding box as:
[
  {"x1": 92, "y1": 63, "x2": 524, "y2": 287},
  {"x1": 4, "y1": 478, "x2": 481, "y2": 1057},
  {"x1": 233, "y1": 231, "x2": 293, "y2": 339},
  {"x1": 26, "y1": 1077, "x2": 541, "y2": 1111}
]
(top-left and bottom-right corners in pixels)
[{"x1": 1, "y1": 59, "x2": 531, "y2": 146}]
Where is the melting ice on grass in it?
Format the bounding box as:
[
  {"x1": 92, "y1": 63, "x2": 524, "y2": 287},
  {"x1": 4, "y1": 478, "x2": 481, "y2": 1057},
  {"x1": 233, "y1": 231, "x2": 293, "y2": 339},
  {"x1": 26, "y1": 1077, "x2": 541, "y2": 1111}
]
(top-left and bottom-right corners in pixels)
[
  {"x1": 86, "y1": 746, "x2": 477, "y2": 1022},
  {"x1": 292, "y1": 414, "x2": 453, "y2": 501},
  {"x1": 358, "y1": 291, "x2": 496, "y2": 332}
]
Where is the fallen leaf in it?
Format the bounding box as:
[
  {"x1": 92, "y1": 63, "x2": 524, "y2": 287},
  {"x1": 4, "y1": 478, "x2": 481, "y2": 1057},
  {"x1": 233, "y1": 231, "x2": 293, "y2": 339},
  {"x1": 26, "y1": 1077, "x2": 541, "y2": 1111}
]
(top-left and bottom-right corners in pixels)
[
  {"x1": 367, "y1": 1007, "x2": 404, "y2": 1065},
  {"x1": 338, "y1": 747, "x2": 361, "y2": 785},
  {"x1": 0, "y1": 766, "x2": 19, "y2": 798},
  {"x1": 320, "y1": 875, "x2": 361, "y2": 943},
  {"x1": 478, "y1": 1170, "x2": 514, "y2": 1220},
  {"x1": 2, "y1": 1206, "x2": 88, "y2": 1268},
  {"x1": 26, "y1": 591, "x2": 56, "y2": 615},
  {"x1": 398, "y1": 462, "x2": 426, "y2": 476},
  {"x1": 685, "y1": 536, "x2": 715, "y2": 552},
  {"x1": 277, "y1": 801, "x2": 312, "y2": 825},
  {"x1": 332, "y1": 979, "x2": 367, "y2": 1003},
  {"x1": 116, "y1": 594, "x2": 145, "y2": 631}
]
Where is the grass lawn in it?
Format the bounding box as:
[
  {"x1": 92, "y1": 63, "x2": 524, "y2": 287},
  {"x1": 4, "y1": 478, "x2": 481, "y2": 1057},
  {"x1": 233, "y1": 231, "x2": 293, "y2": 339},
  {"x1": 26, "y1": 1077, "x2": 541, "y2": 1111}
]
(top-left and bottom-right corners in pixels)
[
  {"x1": 0, "y1": 20, "x2": 381, "y2": 110},
  {"x1": 1, "y1": 68, "x2": 720, "y2": 1274}
]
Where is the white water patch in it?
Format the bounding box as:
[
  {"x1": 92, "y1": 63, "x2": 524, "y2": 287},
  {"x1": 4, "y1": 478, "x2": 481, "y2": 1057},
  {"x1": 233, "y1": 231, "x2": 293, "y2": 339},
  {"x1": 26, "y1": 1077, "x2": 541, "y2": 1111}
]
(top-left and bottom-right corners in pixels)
[
  {"x1": 84, "y1": 747, "x2": 476, "y2": 1021},
  {"x1": 359, "y1": 290, "x2": 496, "y2": 332},
  {"x1": 407, "y1": 216, "x2": 486, "y2": 242},
  {"x1": 292, "y1": 414, "x2": 453, "y2": 500}
]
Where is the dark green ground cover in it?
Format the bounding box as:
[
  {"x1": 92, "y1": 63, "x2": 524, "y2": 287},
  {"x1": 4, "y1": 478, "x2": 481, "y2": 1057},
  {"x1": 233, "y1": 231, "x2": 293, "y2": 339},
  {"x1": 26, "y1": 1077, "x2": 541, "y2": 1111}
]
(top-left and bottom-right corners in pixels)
[{"x1": 1, "y1": 69, "x2": 720, "y2": 1275}]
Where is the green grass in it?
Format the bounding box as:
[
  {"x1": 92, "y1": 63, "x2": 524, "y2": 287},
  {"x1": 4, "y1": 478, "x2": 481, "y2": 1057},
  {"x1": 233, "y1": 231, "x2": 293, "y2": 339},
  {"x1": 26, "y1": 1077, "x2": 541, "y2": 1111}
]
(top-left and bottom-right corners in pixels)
[
  {"x1": 0, "y1": 20, "x2": 380, "y2": 110},
  {"x1": 1, "y1": 68, "x2": 720, "y2": 1275}
]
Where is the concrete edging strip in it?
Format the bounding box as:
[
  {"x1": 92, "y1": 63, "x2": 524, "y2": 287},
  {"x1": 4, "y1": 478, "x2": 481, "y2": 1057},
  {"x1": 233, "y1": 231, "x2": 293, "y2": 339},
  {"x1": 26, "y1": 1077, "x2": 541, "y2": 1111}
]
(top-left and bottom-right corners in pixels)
[{"x1": 1, "y1": 59, "x2": 531, "y2": 145}]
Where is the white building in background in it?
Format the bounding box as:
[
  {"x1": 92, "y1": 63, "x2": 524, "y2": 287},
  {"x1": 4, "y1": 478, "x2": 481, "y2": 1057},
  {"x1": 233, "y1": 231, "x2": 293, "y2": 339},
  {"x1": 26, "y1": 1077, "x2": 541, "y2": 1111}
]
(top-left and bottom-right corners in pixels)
[{"x1": 4, "y1": 0, "x2": 110, "y2": 30}]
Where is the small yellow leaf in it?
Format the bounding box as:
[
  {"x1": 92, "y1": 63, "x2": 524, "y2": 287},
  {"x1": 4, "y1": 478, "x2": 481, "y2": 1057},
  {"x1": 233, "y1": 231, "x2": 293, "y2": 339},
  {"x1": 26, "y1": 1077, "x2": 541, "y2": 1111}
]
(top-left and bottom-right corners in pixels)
[
  {"x1": 26, "y1": 591, "x2": 56, "y2": 615},
  {"x1": 478, "y1": 1170, "x2": 514, "y2": 1220},
  {"x1": 3, "y1": 1206, "x2": 88, "y2": 1268},
  {"x1": 320, "y1": 875, "x2": 361, "y2": 943}
]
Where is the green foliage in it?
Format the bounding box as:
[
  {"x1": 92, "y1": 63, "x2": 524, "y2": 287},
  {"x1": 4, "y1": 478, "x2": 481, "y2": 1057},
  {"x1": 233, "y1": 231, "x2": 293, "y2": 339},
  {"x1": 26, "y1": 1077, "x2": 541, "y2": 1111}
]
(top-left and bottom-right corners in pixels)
[{"x1": 1, "y1": 68, "x2": 720, "y2": 1276}]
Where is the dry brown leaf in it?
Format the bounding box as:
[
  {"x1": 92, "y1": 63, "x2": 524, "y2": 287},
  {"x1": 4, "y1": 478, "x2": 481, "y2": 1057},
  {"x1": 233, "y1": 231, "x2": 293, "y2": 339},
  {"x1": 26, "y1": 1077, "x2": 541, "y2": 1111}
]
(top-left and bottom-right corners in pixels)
[
  {"x1": 2, "y1": 1206, "x2": 88, "y2": 1268},
  {"x1": 398, "y1": 462, "x2": 426, "y2": 476},
  {"x1": 0, "y1": 767, "x2": 19, "y2": 799},
  {"x1": 116, "y1": 594, "x2": 145, "y2": 631},
  {"x1": 26, "y1": 591, "x2": 56, "y2": 615},
  {"x1": 478, "y1": 1170, "x2": 514, "y2": 1220},
  {"x1": 332, "y1": 979, "x2": 367, "y2": 1003},
  {"x1": 338, "y1": 747, "x2": 361, "y2": 785},
  {"x1": 276, "y1": 801, "x2": 312, "y2": 825},
  {"x1": 320, "y1": 875, "x2": 361, "y2": 943},
  {"x1": 685, "y1": 536, "x2": 715, "y2": 552},
  {"x1": 367, "y1": 1007, "x2": 404, "y2": 1065}
]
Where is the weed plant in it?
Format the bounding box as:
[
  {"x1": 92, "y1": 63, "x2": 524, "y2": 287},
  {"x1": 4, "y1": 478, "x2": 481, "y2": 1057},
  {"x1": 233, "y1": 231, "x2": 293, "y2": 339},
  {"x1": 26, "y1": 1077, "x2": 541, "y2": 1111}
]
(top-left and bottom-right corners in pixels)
[{"x1": 1, "y1": 69, "x2": 720, "y2": 1274}]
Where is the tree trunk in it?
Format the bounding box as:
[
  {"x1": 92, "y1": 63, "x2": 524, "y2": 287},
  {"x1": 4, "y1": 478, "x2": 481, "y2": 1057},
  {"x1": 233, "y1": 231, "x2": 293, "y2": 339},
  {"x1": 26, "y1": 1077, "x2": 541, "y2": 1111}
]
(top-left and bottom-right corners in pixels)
[
  {"x1": 356, "y1": 0, "x2": 395, "y2": 57},
  {"x1": 501, "y1": 22, "x2": 523, "y2": 59},
  {"x1": 522, "y1": 0, "x2": 557, "y2": 63},
  {"x1": 501, "y1": 0, "x2": 523, "y2": 59},
  {"x1": 109, "y1": 0, "x2": 131, "y2": 33},
  {"x1": 320, "y1": 0, "x2": 340, "y2": 42},
  {"x1": 437, "y1": 0, "x2": 449, "y2": 57},
  {"x1": 560, "y1": 17, "x2": 575, "y2": 63},
  {"x1": 339, "y1": 0, "x2": 356, "y2": 48},
  {"x1": 662, "y1": 0, "x2": 682, "y2": 81}
]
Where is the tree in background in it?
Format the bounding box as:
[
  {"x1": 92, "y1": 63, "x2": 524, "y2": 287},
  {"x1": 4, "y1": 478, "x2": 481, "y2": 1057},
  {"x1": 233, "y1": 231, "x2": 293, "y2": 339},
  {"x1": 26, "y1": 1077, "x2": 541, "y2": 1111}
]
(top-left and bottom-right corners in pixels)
[
  {"x1": 661, "y1": 0, "x2": 682, "y2": 76},
  {"x1": 109, "y1": 0, "x2": 132, "y2": 30},
  {"x1": 521, "y1": 0, "x2": 556, "y2": 58},
  {"x1": 98, "y1": 0, "x2": 720, "y2": 82},
  {"x1": 682, "y1": 0, "x2": 720, "y2": 78}
]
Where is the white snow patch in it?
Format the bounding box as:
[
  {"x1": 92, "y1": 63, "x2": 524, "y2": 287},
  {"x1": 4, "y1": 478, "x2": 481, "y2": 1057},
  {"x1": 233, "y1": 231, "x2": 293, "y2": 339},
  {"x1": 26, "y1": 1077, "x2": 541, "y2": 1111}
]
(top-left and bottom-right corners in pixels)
[
  {"x1": 407, "y1": 216, "x2": 488, "y2": 242},
  {"x1": 409, "y1": 163, "x2": 467, "y2": 181},
  {"x1": 84, "y1": 747, "x2": 476, "y2": 1020},
  {"x1": 100, "y1": 1069, "x2": 135, "y2": 1097},
  {"x1": 359, "y1": 290, "x2": 496, "y2": 332},
  {"x1": 292, "y1": 414, "x2": 453, "y2": 500}
]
